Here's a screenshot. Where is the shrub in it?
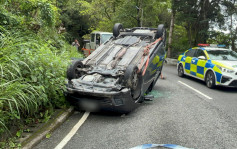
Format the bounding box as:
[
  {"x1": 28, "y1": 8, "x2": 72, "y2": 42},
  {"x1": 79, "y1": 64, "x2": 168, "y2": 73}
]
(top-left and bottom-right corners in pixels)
[{"x1": 0, "y1": 26, "x2": 82, "y2": 137}]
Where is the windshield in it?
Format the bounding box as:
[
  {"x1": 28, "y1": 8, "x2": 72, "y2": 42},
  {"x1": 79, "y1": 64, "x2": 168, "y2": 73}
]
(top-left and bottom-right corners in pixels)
[
  {"x1": 101, "y1": 34, "x2": 113, "y2": 44},
  {"x1": 206, "y1": 50, "x2": 237, "y2": 61}
]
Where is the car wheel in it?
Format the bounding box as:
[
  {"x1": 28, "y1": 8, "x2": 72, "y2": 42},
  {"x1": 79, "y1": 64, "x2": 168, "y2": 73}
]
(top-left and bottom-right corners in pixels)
[
  {"x1": 205, "y1": 71, "x2": 215, "y2": 88},
  {"x1": 67, "y1": 59, "x2": 84, "y2": 80},
  {"x1": 178, "y1": 64, "x2": 184, "y2": 77},
  {"x1": 113, "y1": 23, "x2": 123, "y2": 38},
  {"x1": 124, "y1": 65, "x2": 142, "y2": 100},
  {"x1": 156, "y1": 24, "x2": 166, "y2": 42}
]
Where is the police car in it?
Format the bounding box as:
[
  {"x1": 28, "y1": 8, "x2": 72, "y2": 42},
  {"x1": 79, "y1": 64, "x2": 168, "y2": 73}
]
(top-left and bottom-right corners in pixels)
[{"x1": 177, "y1": 44, "x2": 237, "y2": 88}]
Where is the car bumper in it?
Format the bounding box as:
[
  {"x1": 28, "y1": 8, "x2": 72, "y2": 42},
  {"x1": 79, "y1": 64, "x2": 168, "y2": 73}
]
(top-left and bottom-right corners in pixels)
[
  {"x1": 65, "y1": 87, "x2": 139, "y2": 113},
  {"x1": 218, "y1": 74, "x2": 237, "y2": 87}
]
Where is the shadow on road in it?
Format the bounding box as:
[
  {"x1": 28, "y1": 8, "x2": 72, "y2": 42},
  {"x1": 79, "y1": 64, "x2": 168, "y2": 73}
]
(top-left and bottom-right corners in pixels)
[
  {"x1": 90, "y1": 111, "x2": 123, "y2": 117},
  {"x1": 215, "y1": 86, "x2": 237, "y2": 92},
  {"x1": 181, "y1": 75, "x2": 237, "y2": 92}
]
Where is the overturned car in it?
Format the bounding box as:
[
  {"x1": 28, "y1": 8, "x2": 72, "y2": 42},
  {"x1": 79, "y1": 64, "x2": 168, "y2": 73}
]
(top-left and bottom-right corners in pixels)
[{"x1": 65, "y1": 23, "x2": 167, "y2": 113}]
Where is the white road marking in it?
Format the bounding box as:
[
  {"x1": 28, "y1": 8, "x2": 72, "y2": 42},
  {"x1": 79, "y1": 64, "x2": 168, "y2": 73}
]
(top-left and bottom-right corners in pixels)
[
  {"x1": 54, "y1": 112, "x2": 90, "y2": 149},
  {"x1": 178, "y1": 81, "x2": 213, "y2": 100}
]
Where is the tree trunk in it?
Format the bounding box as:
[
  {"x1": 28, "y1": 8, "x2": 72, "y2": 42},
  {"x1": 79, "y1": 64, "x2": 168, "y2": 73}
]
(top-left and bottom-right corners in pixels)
[
  {"x1": 167, "y1": 12, "x2": 175, "y2": 58},
  {"x1": 232, "y1": 27, "x2": 237, "y2": 51},
  {"x1": 136, "y1": 0, "x2": 140, "y2": 27},
  {"x1": 230, "y1": 0, "x2": 236, "y2": 51},
  {"x1": 187, "y1": 24, "x2": 192, "y2": 47}
]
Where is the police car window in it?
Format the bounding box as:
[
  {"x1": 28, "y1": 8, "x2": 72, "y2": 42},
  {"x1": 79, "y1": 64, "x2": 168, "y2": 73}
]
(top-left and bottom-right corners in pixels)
[
  {"x1": 195, "y1": 49, "x2": 206, "y2": 58},
  {"x1": 185, "y1": 49, "x2": 196, "y2": 57},
  {"x1": 207, "y1": 50, "x2": 237, "y2": 61}
]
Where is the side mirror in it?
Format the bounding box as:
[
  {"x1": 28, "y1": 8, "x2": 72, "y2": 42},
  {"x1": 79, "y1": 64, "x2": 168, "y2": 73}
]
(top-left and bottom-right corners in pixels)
[{"x1": 198, "y1": 56, "x2": 206, "y2": 60}]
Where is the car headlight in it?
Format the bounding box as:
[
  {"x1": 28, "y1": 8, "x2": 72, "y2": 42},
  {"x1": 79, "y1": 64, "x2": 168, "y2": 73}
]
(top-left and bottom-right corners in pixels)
[{"x1": 216, "y1": 65, "x2": 235, "y2": 73}]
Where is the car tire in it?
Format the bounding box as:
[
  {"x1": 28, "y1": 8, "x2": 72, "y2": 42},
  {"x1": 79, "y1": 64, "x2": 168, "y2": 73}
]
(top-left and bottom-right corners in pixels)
[
  {"x1": 156, "y1": 24, "x2": 166, "y2": 42},
  {"x1": 124, "y1": 65, "x2": 142, "y2": 100},
  {"x1": 205, "y1": 71, "x2": 215, "y2": 88},
  {"x1": 178, "y1": 64, "x2": 185, "y2": 77},
  {"x1": 113, "y1": 23, "x2": 123, "y2": 38},
  {"x1": 67, "y1": 59, "x2": 84, "y2": 80}
]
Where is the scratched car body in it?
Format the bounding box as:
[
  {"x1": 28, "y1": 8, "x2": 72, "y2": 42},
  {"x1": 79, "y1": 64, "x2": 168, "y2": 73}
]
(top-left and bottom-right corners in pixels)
[{"x1": 65, "y1": 23, "x2": 166, "y2": 113}]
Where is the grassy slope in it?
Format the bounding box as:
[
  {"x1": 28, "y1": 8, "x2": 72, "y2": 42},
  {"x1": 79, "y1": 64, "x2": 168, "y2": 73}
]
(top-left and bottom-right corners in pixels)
[{"x1": 0, "y1": 2, "x2": 83, "y2": 143}]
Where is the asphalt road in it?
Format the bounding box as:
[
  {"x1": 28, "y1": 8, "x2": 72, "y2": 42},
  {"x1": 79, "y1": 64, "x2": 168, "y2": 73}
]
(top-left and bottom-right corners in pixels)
[{"x1": 35, "y1": 64, "x2": 237, "y2": 149}]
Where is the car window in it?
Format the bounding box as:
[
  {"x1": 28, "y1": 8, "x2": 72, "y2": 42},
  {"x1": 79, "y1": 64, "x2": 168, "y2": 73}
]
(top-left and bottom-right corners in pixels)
[
  {"x1": 96, "y1": 34, "x2": 100, "y2": 41},
  {"x1": 90, "y1": 33, "x2": 95, "y2": 42},
  {"x1": 96, "y1": 34, "x2": 100, "y2": 44},
  {"x1": 158, "y1": 46, "x2": 166, "y2": 56},
  {"x1": 185, "y1": 49, "x2": 196, "y2": 57},
  {"x1": 101, "y1": 34, "x2": 112, "y2": 44},
  {"x1": 195, "y1": 49, "x2": 206, "y2": 58},
  {"x1": 207, "y1": 50, "x2": 237, "y2": 61}
]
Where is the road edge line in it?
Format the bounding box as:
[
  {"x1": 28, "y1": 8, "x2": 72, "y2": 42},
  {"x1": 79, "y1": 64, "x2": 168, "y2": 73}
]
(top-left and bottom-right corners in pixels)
[
  {"x1": 178, "y1": 81, "x2": 213, "y2": 100},
  {"x1": 54, "y1": 112, "x2": 90, "y2": 149}
]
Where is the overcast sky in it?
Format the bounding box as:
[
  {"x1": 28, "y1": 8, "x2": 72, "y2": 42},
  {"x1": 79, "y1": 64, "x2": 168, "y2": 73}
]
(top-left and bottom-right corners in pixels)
[{"x1": 211, "y1": 4, "x2": 237, "y2": 34}]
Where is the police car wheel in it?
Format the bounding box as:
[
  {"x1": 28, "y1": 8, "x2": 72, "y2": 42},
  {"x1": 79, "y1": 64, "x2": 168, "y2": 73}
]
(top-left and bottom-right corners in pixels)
[
  {"x1": 178, "y1": 64, "x2": 184, "y2": 77},
  {"x1": 206, "y1": 71, "x2": 215, "y2": 88}
]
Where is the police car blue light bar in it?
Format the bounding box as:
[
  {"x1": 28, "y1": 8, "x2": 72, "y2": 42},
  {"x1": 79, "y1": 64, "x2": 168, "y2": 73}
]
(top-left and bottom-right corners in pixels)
[{"x1": 217, "y1": 44, "x2": 226, "y2": 48}]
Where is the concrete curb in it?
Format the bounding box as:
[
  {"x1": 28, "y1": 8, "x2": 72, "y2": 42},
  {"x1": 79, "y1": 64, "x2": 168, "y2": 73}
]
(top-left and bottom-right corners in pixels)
[
  {"x1": 21, "y1": 107, "x2": 74, "y2": 149},
  {"x1": 165, "y1": 58, "x2": 178, "y2": 66}
]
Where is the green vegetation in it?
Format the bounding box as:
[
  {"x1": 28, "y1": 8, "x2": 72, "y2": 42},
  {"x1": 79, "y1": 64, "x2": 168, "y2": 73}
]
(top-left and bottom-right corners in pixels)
[
  {"x1": 74, "y1": 0, "x2": 236, "y2": 56},
  {"x1": 0, "y1": 0, "x2": 236, "y2": 145},
  {"x1": 0, "y1": 0, "x2": 82, "y2": 143}
]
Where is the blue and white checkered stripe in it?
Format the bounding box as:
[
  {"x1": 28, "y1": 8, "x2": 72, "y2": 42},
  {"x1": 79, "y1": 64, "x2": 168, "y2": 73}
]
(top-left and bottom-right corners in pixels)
[{"x1": 130, "y1": 144, "x2": 193, "y2": 149}]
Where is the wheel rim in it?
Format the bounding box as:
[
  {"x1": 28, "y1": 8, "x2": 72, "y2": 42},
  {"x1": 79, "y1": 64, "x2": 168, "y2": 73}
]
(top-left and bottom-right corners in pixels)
[
  {"x1": 131, "y1": 69, "x2": 141, "y2": 100},
  {"x1": 75, "y1": 65, "x2": 83, "y2": 78},
  {"x1": 131, "y1": 70, "x2": 138, "y2": 90},
  {"x1": 179, "y1": 65, "x2": 183, "y2": 75},
  {"x1": 206, "y1": 73, "x2": 213, "y2": 87}
]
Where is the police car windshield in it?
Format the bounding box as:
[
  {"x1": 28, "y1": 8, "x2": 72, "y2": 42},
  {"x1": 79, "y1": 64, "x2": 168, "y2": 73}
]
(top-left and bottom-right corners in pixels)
[{"x1": 206, "y1": 50, "x2": 237, "y2": 61}]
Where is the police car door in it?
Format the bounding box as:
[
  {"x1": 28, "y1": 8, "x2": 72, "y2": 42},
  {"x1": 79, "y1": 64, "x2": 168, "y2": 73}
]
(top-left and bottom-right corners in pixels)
[
  {"x1": 184, "y1": 48, "x2": 196, "y2": 74},
  {"x1": 192, "y1": 49, "x2": 207, "y2": 79}
]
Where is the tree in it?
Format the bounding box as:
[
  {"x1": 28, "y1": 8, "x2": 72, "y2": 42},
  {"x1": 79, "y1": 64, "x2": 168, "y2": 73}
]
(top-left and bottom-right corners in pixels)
[
  {"x1": 58, "y1": 0, "x2": 91, "y2": 42},
  {"x1": 207, "y1": 31, "x2": 231, "y2": 46},
  {"x1": 167, "y1": 0, "x2": 176, "y2": 58},
  {"x1": 115, "y1": 0, "x2": 171, "y2": 28},
  {"x1": 222, "y1": 0, "x2": 237, "y2": 51},
  {"x1": 174, "y1": 0, "x2": 225, "y2": 46}
]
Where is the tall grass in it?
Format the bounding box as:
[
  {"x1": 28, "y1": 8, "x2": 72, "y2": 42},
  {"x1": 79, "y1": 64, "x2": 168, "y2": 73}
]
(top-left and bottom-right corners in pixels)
[{"x1": 0, "y1": 25, "x2": 82, "y2": 136}]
